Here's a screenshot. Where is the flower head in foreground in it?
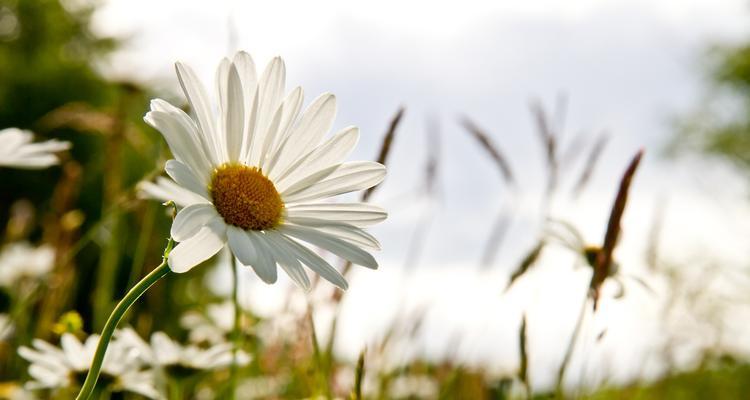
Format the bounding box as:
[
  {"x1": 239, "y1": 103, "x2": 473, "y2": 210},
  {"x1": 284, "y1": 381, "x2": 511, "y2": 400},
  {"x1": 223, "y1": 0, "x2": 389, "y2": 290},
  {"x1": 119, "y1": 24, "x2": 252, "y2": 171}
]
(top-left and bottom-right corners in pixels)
[
  {"x1": 18, "y1": 332, "x2": 159, "y2": 398},
  {"x1": 145, "y1": 51, "x2": 387, "y2": 289},
  {"x1": 0, "y1": 128, "x2": 70, "y2": 169},
  {"x1": 138, "y1": 176, "x2": 206, "y2": 209}
]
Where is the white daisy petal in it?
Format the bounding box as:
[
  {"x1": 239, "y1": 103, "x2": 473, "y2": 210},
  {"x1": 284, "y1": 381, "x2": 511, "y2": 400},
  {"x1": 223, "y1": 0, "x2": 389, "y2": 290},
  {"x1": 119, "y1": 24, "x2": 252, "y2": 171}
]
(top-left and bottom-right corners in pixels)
[
  {"x1": 278, "y1": 218, "x2": 380, "y2": 250},
  {"x1": 280, "y1": 234, "x2": 348, "y2": 289},
  {"x1": 225, "y1": 63, "x2": 245, "y2": 161},
  {"x1": 274, "y1": 126, "x2": 359, "y2": 190},
  {"x1": 168, "y1": 219, "x2": 227, "y2": 273},
  {"x1": 165, "y1": 159, "x2": 210, "y2": 200},
  {"x1": 258, "y1": 102, "x2": 284, "y2": 167},
  {"x1": 240, "y1": 87, "x2": 261, "y2": 163},
  {"x1": 270, "y1": 87, "x2": 304, "y2": 149},
  {"x1": 282, "y1": 161, "x2": 386, "y2": 203},
  {"x1": 28, "y1": 364, "x2": 66, "y2": 387},
  {"x1": 233, "y1": 51, "x2": 258, "y2": 105},
  {"x1": 175, "y1": 61, "x2": 224, "y2": 164},
  {"x1": 171, "y1": 203, "x2": 220, "y2": 241},
  {"x1": 278, "y1": 224, "x2": 378, "y2": 269},
  {"x1": 60, "y1": 334, "x2": 87, "y2": 370},
  {"x1": 3, "y1": 155, "x2": 59, "y2": 168},
  {"x1": 0, "y1": 128, "x2": 70, "y2": 169},
  {"x1": 317, "y1": 224, "x2": 381, "y2": 250},
  {"x1": 15, "y1": 139, "x2": 71, "y2": 155},
  {"x1": 261, "y1": 87, "x2": 304, "y2": 170},
  {"x1": 247, "y1": 57, "x2": 286, "y2": 166},
  {"x1": 138, "y1": 176, "x2": 209, "y2": 208},
  {"x1": 246, "y1": 231, "x2": 278, "y2": 284},
  {"x1": 278, "y1": 164, "x2": 340, "y2": 196},
  {"x1": 121, "y1": 379, "x2": 161, "y2": 400},
  {"x1": 145, "y1": 102, "x2": 212, "y2": 182},
  {"x1": 1, "y1": 128, "x2": 31, "y2": 150},
  {"x1": 30, "y1": 340, "x2": 67, "y2": 363},
  {"x1": 18, "y1": 347, "x2": 67, "y2": 372},
  {"x1": 285, "y1": 202, "x2": 387, "y2": 227},
  {"x1": 227, "y1": 225, "x2": 259, "y2": 266},
  {"x1": 232, "y1": 51, "x2": 258, "y2": 93},
  {"x1": 264, "y1": 231, "x2": 310, "y2": 290},
  {"x1": 215, "y1": 57, "x2": 231, "y2": 116},
  {"x1": 151, "y1": 332, "x2": 181, "y2": 365},
  {"x1": 270, "y1": 93, "x2": 336, "y2": 175}
]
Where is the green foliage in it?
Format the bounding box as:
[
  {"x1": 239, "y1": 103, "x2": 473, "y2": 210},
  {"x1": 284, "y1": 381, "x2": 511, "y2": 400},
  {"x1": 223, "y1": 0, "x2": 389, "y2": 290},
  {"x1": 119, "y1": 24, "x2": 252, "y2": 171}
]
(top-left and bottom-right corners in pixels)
[
  {"x1": 0, "y1": 0, "x2": 169, "y2": 342},
  {"x1": 586, "y1": 358, "x2": 750, "y2": 400},
  {"x1": 0, "y1": 0, "x2": 117, "y2": 127},
  {"x1": 674, "y1": 43, "x2": 750, "y2": 173}
]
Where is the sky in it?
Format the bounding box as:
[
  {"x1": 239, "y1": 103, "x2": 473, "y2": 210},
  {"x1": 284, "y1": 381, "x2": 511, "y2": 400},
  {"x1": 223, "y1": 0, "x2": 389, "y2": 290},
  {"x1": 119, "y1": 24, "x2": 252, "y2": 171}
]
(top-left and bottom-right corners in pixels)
[{"x1": 93, "y1": 0, "x2": 750, "y2": 391}]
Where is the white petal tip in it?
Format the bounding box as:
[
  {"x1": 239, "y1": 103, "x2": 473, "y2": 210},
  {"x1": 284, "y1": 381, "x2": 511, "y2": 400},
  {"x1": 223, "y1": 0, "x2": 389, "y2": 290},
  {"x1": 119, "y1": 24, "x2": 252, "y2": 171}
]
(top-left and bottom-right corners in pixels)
[
  {"x1": 361, "y1": 260, "x2": 379, "y2": 270},
  {"x1": 167, "y1": 256, "x2": 191, "y2": 274},
  {"x1": 256, "y1": 272, "x2": 278, "y2": 285}
]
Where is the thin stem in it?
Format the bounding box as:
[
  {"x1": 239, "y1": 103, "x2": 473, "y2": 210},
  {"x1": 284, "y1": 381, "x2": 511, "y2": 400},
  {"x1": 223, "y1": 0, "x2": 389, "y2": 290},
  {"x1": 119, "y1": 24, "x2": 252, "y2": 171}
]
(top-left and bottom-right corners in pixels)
[
  {"x1": 229, "y1": 254, "x2": 240, "y2": 400},
  {"x1": 127, "y1": 201, "x2": 158, "y2": 289},
  {"x1": 308, "y1": 309, "x2": 331, "y2": 398},
  {"x1": 169, "y1": 377, "x2": 184, "y2": 400},
  {"x1": 76, "y1": 238, "x2": 174, "y2": 400},
  {"x1": 555, "y1": 293, "x2": 589, "y2": 398},
  {"x1": 353, "y1": 348, "x2": 366, "y2": 400}
]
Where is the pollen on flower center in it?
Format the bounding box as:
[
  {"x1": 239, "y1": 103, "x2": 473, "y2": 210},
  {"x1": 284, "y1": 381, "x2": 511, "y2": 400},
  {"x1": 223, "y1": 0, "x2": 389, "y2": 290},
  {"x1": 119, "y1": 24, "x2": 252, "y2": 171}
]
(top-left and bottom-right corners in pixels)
[{"x1": 210, "y1": 164, "x2": 283, "y2": 231}]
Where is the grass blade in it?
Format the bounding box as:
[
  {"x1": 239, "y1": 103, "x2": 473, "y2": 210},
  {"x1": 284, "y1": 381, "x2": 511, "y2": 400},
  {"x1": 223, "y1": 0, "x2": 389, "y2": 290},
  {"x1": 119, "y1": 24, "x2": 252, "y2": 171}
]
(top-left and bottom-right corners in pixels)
[
  {"x1": 460, "y1": 117, "x2": 515, "y2": 186},
  {"x1": 591, "y1": 149, "x2": 644, "y2": 310}
]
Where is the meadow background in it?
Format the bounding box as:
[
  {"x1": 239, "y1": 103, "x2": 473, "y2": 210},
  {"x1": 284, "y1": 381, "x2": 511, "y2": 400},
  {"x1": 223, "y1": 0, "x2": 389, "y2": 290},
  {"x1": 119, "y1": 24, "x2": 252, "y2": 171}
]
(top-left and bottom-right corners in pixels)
[{"x1": 2, "y1": 0, "x2": 750, "y2": 398}]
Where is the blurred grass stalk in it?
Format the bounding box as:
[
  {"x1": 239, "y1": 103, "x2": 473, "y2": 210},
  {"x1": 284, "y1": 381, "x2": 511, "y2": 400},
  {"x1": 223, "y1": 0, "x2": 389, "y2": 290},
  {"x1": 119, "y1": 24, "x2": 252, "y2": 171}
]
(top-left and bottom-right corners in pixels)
[
  {"x1": 352, "y1": 348, "x2": 366, "y2": 400},
  {"x1": 35, "y1": 161, "x2": 84, "y2": 338},
  {"x1": 518, "y1": 315, "x2": 531, "y2": 399},
  {"x1": 230, "y1": 254, "x2": 241, "y2": 400},
  {"x1": 93, "y1": 88, "x2": 132, "y2": 330}
]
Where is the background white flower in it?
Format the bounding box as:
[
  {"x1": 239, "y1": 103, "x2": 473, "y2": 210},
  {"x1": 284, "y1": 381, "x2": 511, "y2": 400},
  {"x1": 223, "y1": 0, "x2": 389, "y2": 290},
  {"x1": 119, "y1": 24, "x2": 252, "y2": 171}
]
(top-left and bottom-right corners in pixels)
[
  {"x1": 117, "y1": 327, "x2": 251, "y2": 373},
  {"x1": 180, "y1": 301, "x2": 237, "y2": 344},
  {"x1": 0, "y1": 242, "x2": 55, "y2": 288},
  {"x1": 144, "y1": 51, "x2": 387, "y2": 290},
  {"x1": 18, "y1": 332, "x2": 159, "y2": 398},
  {"x1": 388, "y1": 375, "x2": 439, "y2": 399},
  {"x1": 0, "y1": 128, "x2": 70, "y2": 169}
]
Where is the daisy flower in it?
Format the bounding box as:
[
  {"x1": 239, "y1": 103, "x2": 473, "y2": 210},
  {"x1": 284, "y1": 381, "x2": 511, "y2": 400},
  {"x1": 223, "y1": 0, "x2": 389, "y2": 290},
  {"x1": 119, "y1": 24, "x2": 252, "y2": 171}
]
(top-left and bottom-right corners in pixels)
[
  {"x1": 388, "y1": 375, "x2": 439, "y2": 399},
  {"x1": 145, "y1": 51, "x2": 387, "y2": 289},
  {"x1": 0, "y1": 128, "x2": 70, "y2": 169},
  {"x1": 137, "y1": 176, "x2": 205, "y2": 209},
  {"x1": 181, "y1": 301, "x2": 239, "y2": 344},
  {"x1": 234, "y1": 375, "x2": 287, "y2": 400},
  {"x1": 117, "y1": 328, "x2": 250, "y2": 375},
  {"x1": 18, "y1": 332, "x2": 159, "y2": 398},
  {"x1": 0, "y1": 242, "x2": 55, "y2": 288}
]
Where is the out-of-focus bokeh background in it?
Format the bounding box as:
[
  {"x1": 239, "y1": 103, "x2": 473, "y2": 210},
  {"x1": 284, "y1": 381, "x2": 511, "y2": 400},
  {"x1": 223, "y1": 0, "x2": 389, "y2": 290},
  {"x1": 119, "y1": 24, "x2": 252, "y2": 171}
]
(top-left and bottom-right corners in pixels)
[{"x1": 2, "y1": 0, "x2": 750, "y2": 398}]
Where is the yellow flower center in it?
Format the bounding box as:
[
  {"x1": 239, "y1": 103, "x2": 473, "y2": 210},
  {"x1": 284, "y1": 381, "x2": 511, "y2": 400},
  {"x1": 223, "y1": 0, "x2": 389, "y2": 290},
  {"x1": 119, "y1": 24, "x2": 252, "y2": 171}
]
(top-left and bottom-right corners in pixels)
[{"x1": 210, "y1": 164, "x2": 283, "y2": 231}]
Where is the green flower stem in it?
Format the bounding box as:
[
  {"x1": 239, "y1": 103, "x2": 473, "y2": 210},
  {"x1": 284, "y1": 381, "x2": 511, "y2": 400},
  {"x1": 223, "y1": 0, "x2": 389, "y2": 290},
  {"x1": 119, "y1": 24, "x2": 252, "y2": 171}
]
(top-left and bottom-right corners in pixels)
[
  {"x1": 168, "y1": 378, "x2": 184, "y2": 400},
  {"x1": 76, "y1": 237, "x2": 174, "y2": 400},
  {"x1": 230, "y1": 254, "x2": 240, "y2": 400}
]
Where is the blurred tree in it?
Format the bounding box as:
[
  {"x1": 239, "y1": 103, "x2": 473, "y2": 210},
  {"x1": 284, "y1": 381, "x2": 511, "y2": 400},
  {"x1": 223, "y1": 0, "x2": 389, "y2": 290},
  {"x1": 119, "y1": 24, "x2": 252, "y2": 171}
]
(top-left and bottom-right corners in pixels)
[
  {"x1": 673, "y1": 42, "x2": 750, "y2": 172},
  {"x1": 0, "y1": 0, "x2": 117, "y2": 127},
  {"x1": 0, "y1": 0, "x2": 178, "y2": 345}
]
